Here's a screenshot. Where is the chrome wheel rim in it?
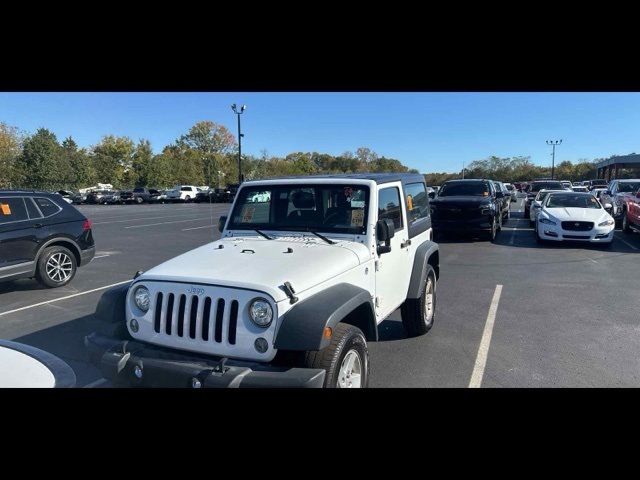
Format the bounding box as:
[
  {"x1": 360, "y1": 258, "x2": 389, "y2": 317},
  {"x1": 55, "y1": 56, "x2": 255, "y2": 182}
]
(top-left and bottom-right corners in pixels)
[
  {"x1": 337, "y1": 349, "x2": 362, "y2": 388},
  {"x1": 424, "y1": 277, "x2": 434, "y2": 325},
  {"x1": 46, "y1": 252, "x2": 73, "y2": 283}
]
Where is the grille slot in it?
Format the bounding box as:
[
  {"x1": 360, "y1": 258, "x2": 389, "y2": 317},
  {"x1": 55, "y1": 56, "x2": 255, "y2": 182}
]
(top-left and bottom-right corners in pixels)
[
  {"x1": 189, "y1": 296, "x2": 199, "y2": 339},
  {"x1": 154, "y1": 293, "x2": 163, "y2": 333},
  {"x1": 165, "y1": 293, "x2": 175, "y2": 335},
  {"x1": 202, "y1": 297, "x2": 212, "y2": 341},
  {"x1": 215, "y1": 299, "x2": 225, "y2": 343},
  {"x1": 177, "y1": 294, "x2": 186, "y2": 337},
  {"x1": 229, "y1": 300, "x2": 239, "y2": 345},
  {"x1": 561, "y1": 221, "x2": 593, "y2": 231}
]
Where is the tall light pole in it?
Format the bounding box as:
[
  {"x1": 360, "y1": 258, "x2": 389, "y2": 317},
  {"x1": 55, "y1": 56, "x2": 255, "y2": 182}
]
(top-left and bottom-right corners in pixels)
[
  {"x1": 546, "y1": 139, "x2": 562, "y2": 180},
  {"x1": 462, "y1": 161, "x2": 465, "y2": 179},
  {"x1": 231, "y1": 104, "x2": 246, "y2": 184}
]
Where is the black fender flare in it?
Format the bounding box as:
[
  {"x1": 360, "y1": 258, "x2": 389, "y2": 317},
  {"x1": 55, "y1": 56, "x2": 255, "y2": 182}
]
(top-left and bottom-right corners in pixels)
[
  {"x1": 93, "y1": 283, "x2": 132, "y2": 339},
  {"x1": 274, "y1": 283, "x2": 376, "y2": 351},
  {"x1": 406, "y1": 240, "x2": 440, "y2": 299}
]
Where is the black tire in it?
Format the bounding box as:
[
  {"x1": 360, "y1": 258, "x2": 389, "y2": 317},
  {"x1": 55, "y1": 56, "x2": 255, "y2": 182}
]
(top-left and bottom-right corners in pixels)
[
  {"x1": 401, "y1": 264, "x2": 437, "y2": 337},
  {"x1": 486, "y1": 218, "x2": 497, "y2": 241},
  {"x1": 622, "y1": 210, "x2": 632, "y2": 234},
  {"x1": 304, "y1": 323, "x2": 369, "y2": 388},
  {"x1": 536, "y1": 230, "x2": 545, "y2": 244},
  {"x1": 36, "y1": 246, "x2": 77, "y2": 288},
  {"x1": 529, "y1": 218, "x2": 534, "y2": 227}
]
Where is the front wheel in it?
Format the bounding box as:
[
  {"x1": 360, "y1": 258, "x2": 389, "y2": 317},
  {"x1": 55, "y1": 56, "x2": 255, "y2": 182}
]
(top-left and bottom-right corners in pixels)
[
  {"x1": 184, "y1": 195, "x2": 191, "y2": 203},
  {"x1": 136, "y1": 197, "x2": 143, "y2": 204},
  {"x1": 304, "y1": 323, "x2": 369, "y2": 388},
  {"x1": 486, "y1": 218, "x2": 497, "y2": 241},
  {"x1": 401, "y1": 264, "x2": 436, "y2": 336}
]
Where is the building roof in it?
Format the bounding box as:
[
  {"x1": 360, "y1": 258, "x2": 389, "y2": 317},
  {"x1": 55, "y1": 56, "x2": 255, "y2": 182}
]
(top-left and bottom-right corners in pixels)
[{"x1": 595, "y1": 154, "x2": 640, "y2": 169}]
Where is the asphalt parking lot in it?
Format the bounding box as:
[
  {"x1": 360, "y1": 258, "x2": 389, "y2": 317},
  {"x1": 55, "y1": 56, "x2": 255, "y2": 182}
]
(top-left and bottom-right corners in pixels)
[{"x1": 1, "y1": 198, "x2": 639, "y2": 387}]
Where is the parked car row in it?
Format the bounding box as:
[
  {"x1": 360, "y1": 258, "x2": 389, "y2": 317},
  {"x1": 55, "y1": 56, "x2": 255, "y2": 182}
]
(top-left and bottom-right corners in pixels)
[{"x1": 61, "y1": 184, "x2": 240, "y2": 205}]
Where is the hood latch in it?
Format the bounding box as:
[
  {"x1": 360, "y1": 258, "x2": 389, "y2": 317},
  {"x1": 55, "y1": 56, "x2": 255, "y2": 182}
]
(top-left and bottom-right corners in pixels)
[{"x1": 282, "y1": 281, "x2": 299, "y2": 305}]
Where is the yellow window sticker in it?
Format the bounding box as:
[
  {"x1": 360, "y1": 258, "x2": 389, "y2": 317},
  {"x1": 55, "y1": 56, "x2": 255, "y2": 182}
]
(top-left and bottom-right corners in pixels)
[
  {"x1": 1, "y1": 203, "x2": 11, "y2": 215},
  {"x1": 241, "y1": 206, "x2": 255, "y2": 222},
  {"x1": 407, "y1": 194, "x2": 413, "y2": 211},
  {"x1": 351, "y1": 208, "x2": 364, "y2": 227}
]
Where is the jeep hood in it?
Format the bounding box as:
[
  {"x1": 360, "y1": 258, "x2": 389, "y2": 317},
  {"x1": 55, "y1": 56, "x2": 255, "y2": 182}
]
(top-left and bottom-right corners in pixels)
[{"x1": 140, "y1": 237, "x2": 368, "y2": 302}]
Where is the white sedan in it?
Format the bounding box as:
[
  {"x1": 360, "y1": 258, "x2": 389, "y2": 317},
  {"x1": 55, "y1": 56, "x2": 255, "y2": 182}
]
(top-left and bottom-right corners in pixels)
[
  {"x1": 529, "y1": 189, "x2": 565, "y2": 226},
  {"x1": 535, "y1": 192, "x2": 615, "y2": 246}
]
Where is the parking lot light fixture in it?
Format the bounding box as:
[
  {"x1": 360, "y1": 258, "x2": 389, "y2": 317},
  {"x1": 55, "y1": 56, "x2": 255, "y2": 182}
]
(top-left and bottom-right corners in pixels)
[
  {"x1": 231, "y1": 104, "x2": 247, "y2": 184},
  {"x1": 546, "y1": 139, "x2": 562, "y2": 179}
]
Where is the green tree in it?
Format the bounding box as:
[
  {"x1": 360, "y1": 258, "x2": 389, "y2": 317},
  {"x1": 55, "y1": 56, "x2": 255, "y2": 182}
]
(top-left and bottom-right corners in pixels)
[
  {"x1": 0, "y1": 123, "x2": 23, "y2": 188},
  {"x1": 129, "y1": 139, "x2": 153, "y2": 187},
  {"x1": 62, "y1": 137, "x2": 95, "y2": 189},
  {"x1": 15, "y1": 128, "x2": 62, "y2": 189},
  {"x1": 92, "y1": 135, "x2": 135, "y2": 186}
]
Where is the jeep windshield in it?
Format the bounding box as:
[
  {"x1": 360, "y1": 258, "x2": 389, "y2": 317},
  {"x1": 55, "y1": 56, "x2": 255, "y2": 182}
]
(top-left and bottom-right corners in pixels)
[
  {"x1": 228, "y1": 184, "x2": 370, "y2": 235},
  {"x1": 438, "y1": 181, "x2": 492, "y2": 197}
]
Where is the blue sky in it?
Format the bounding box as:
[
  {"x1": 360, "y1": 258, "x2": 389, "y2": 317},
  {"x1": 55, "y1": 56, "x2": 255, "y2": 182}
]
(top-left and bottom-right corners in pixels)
[{"x1": 2, "y1": 92, "x2": 640, "y2": 173}]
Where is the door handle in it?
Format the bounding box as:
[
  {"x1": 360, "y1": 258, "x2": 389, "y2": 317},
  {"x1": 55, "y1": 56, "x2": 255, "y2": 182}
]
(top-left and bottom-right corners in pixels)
[
  {"x1": 33, "y1": 223, "x2": 43, "y2": 228},
  {"x1": 401, "y1": 239, "x2": 411, "y2": 248}
]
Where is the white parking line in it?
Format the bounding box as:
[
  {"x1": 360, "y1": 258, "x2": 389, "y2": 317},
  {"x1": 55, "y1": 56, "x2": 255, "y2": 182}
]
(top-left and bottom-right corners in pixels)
[
  {"x1": 93, "y1": 213, "x2": 206, "y2": 225},
  {"x1": 469, "y1": 284, "x2": 503, "y2": 388},
  {"x1": 83, "y1": 378, "x2": 108, "y2": 388},
  {"x1": 0, "y1": 280, "x2": 131, "y2": 317},
  {"x1": 125, "y1": 217, "x2": 212, "y2": 229},
  {"x1": 615, "y1": 234, "x2": 638, "y2": 250},
  {"x1": 93, "y1": 255, "x2": 111, "y2": 259},
  {"x1": 502, "y1": 227, "x2": 534, "y2": 231},
  {"x1": 182, "y1": 224, "x2": 214, "y2": 231}
]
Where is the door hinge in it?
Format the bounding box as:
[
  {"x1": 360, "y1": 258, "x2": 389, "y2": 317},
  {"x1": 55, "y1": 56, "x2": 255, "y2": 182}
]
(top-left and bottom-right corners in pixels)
[
  {"x1": 375, "y1": 297, "x2": 380, "y2": 308},
  {"x1": 374, "y1": 260, "x2": 379, "y2": 272}
]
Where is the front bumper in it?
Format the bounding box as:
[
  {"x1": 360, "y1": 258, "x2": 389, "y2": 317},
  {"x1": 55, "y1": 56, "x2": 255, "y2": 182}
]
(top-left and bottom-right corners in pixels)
[
  {"x1": 84, "y1": 332, "x2": 326, "y2": 388},
  {"x1": 537, "y1": 222, "x2": 614, "y2": 243},
  {"x1": 432, "y1": 216, "x2": 493, "y2": 232}
]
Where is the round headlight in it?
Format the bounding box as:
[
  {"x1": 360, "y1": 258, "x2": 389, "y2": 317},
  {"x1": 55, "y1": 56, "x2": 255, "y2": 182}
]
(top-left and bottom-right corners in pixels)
[
  {"x1": 134, "y1": 285, "x2": 150, "y2": 312},
  {"x1": 249, "y1": 298, "x2": 273, "y2": 327}
]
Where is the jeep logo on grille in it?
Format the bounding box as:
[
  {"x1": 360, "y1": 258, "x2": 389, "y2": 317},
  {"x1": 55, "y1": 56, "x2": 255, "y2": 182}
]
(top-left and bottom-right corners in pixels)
[{"x1": 187, "y1": 286, "x2": 205, "y2": 295}]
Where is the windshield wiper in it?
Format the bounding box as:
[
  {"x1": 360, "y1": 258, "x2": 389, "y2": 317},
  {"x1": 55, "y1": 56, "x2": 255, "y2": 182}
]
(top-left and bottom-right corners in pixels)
[
  {"x1": 255, "y1": 229, "x2": 273, "y2": 240},
  {"x1": 307, "y1": 230, "x2": 335, "y2": 245}
]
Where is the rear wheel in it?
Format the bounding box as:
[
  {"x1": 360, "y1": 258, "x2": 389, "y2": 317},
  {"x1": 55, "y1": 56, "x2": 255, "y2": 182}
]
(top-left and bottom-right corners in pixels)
[
  {"x1": 36, "y1": 246, "x2": 77, "y2": 288},
  {"x1": 184, "y1": 195, "x2": 191, "y2": 203},
  {"x1": 136, "y1": 196, "x2": 143, "y2": 204},
  {"x1": 401, "y1": 265, "x2": 436, "y2": 336},
  {"x1": 303, "y1": 323, "x2": 369, "y2": 388}
]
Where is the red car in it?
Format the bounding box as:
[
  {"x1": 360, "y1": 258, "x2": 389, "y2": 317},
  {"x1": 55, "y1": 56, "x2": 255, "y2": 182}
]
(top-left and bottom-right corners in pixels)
[{"x1": 621, "y1": 187, "x2": 640, "y2": 234}]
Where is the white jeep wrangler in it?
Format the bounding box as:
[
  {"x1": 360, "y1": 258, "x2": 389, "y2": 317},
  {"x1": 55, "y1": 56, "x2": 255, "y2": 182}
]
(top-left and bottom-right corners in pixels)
[{"x1": 86, "y1": 174, "x2": 440, "y2": 388}]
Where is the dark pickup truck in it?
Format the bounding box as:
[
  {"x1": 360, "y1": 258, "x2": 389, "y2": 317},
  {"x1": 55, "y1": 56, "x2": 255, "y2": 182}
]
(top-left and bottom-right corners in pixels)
[
  {"x1": 524, "y1": 180, "x2": 565, "y2": 217},
  {"x1": 120, "y1": 187, "x2": 155, "y2": 204},
  {"x1": 430, "y1": 179, "x2": 504, "y2": 241}
]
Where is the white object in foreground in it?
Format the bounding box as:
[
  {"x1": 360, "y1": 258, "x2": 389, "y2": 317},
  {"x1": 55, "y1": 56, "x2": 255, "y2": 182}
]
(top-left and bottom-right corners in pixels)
[{"x1": 0, "y1": 340, "x2": 76, "y2": 388}]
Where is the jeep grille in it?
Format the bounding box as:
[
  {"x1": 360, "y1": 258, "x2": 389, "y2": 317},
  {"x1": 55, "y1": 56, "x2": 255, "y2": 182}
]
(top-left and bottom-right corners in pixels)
[{"x1": 153, "y1": 292, "x2": 239, "y2": 344}]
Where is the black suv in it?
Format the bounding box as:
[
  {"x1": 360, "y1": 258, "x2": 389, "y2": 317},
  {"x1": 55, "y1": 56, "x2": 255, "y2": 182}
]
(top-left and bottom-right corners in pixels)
[
  {"x1": 0, "y1": 191, "x2": 95, "y2": 288},
  {"x1": 430, "y1": 179, "x2": 504, "y2": 241}
]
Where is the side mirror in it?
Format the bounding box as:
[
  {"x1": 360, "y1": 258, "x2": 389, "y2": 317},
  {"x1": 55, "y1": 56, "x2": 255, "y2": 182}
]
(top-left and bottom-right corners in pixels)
[
  {"x1": 495, "y1": 191, "x2": 504, "y2": 198},
  {"x1": 533, "y1": 203, "x2": 542, "y2": 209},
  {"x1": 218, "y1": 215, "x2": 228, "y2": 233},
  {"x1": 605, "y1": 190, "x2": 611, "y2": 195},
  {"x1": 376, "y1": 218, "x2": 395, "y2": 255},
  {"x1": 603, "y1": 203, "x2": 613, "y2": 211},
  {"x1": 428, "y1": 191, "x2": 435, "y2": 199}
]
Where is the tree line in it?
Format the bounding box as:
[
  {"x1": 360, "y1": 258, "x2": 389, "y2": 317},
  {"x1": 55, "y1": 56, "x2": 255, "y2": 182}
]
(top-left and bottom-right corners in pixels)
[
  {"x1": 0, "y1": 121, "x2": 417, "y2": 191},
  {"x1": 425, "y1": 155, "x2": 602, "y2": 186}
]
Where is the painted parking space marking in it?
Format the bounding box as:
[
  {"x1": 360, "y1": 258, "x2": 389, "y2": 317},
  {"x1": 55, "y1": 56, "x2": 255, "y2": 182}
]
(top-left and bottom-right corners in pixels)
[
  {"x1": 182, "y1": 224, "x2": 215, "y2": 231},
  {"x1": 0, "y1": 280, "x2": 132, "y2": 317},
  {"x1": 83, "y1": 378, "x2": 108, "y2": 388},
  {"x1": 615, "y1": 234, "x2": 638, "y2": 250},
  {"x1": 124, "y1": 217, "x2": 212, "y2": 229},
  {"x1": 469, "y1": 284, "x2": 503, "y2": 388}
]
